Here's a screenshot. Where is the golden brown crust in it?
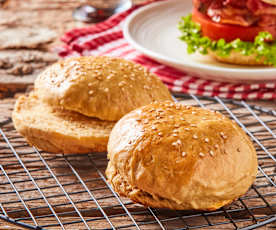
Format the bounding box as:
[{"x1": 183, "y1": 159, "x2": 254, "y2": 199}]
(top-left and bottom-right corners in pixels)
[
  {"x1": 209, "y1": 50, "x2": 267, "y2": 66},
  {"x1": 12, "y1": 93, "x2": 115, "y2": 154},
  {"x1": 106, "y1": 101, "x2": 258, "y2": 210},
  {"x1": 261, "y1": 0, "x2": 276, "y2": 5},
  {"x1": 34, "y1": 56, "x2": 173, "y2": 121}
]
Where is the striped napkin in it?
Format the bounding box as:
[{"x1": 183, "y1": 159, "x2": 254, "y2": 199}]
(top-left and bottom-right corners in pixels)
[{"x1": 57, "y1": 0, "x2": 276, "y2": 100}]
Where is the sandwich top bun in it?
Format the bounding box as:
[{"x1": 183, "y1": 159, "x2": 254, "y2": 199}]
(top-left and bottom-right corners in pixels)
[
  {"x1": 34, "y1": 56, "x2": 173, "y2": 121},
  {"x1": 106, "y1": 101, "x2": 258, "y2": 210},
  {"x1": 261, "y1": 0, "x2": 276, "y2": 5}
]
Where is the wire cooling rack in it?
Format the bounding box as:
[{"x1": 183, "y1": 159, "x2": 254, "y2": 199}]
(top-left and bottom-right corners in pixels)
[{"x1": 0, "y1": 94, "x2": 275, "y2": 230}]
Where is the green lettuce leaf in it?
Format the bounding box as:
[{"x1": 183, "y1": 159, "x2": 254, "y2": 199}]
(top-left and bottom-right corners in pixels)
[{"x1": 178, "y1": 14, "x2": 276, "y2": 66}]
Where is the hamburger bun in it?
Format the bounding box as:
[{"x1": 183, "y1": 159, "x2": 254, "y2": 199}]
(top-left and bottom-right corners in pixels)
[
  {"x1": 13, "y1": 56, "x2": 172, "y2": 153},
  {"x1": 261, "y1": 0, "x2": 276, "y2": 5},
  {"x1": 209, "y1": 50, "x2": 267, "y2": 66},
  {"x1": 12, "y1": 93, "x2": 115, "y2": 154},
  {"x1": 106, "y1": 101, "x2": 258, "y2": 210},
  {"x1": 34, "y1": 56, "x2": 173, "y2": 121}
]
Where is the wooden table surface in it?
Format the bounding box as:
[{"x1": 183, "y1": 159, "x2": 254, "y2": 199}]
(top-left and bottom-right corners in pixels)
[{"x1": 0, "y1": 0, "x2": 275, "y2": 229}]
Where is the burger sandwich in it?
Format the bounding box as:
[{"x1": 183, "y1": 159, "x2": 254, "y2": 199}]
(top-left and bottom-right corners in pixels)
[{"x1": 178, "y1": 0, "x2": 276, "y2": 66}]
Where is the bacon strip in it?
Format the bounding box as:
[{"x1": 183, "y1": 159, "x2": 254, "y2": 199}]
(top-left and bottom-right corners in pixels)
[{"x1": 195, "y1": 0, "x2": 276, "y2": 27}]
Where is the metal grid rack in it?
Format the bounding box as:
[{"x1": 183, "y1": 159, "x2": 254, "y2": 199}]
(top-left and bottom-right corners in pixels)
[{"x1": 0, "y1": 94, "x2": 275, "y2": 229}]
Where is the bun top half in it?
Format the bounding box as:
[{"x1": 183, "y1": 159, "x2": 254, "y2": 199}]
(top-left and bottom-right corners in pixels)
[
  {"x1": 261, "y1": 0, "x2": 276, "y2": 5},
  {"x1": 34, "y1": 56, "x2": 173, "y2": 121},
  {"x1": 106, "y1": 101, "x2": 258, "y2": 210}
]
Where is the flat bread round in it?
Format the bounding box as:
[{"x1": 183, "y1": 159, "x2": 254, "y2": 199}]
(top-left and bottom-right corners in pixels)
[{"x1": 0, "y1": 27, "x2": 56, "y2": 49}]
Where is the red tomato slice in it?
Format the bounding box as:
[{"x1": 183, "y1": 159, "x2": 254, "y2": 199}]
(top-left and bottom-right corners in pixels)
[{"x1": 192, "y1": 9, "x2": 263, "y2": 42}]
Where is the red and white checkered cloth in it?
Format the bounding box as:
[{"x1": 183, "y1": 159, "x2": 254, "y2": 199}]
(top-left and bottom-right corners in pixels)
[{"x1": 57, "y1": 0, "x2": 276, "y2": 100}]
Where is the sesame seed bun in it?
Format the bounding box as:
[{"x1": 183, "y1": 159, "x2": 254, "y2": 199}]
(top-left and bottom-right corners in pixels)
[
  {"x1": 12, "y1": 93, "x2": 115, "y2": 154},
  {"x1": 34, "y1": 56, "x2": 173, "y2": 121},
  {"x1": 106, "y1": 101, "x2": 258, "y2": 210}
]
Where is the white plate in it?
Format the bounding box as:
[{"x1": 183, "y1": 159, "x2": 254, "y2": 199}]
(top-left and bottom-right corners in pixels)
[{"x1": 123, "y1": 0, "x2": 276, "y2": 83}]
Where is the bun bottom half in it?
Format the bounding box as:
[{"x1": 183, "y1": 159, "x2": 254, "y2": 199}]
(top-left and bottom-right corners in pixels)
[
  {"x1": 12, "y1": 93, "x2": 115, "y2": 154},
  {"x1": 209, "y1": 50, "x2": 267, "y2": 66}
]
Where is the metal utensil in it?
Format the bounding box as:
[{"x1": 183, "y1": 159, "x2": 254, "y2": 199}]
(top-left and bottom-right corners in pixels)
[{"x1": 73, "y1": 0, "x2": 132, "y2": 22}]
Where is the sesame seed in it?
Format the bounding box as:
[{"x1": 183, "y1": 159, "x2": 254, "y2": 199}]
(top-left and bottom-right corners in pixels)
[
  {"x1": 199, "y1": 152, "x2": 205, "y2": 157},
  {"x1": 156, "y1": 116, "x2": 161, "y2": 119},
  {"x1": 144, "y1": 119, "x2": 149, "y2": 124},
  {"x1": 215, "y1": 144, "x2": 219, "y2": 149},
  {"x1": 220, "y1": 132, "x2": 227, "y2": 139},
  {"x1": 173, "y1": 129, "x2": 178, "y2": 133},
  {"x1": 192, "y1": 111, "x2": 196, "y2": 114},
  {"x1": 174, "y1": 124, "x2": 180, "y2": 128},
  {"x1": 104, "y1": 88, "x2": 109, "y2": 92},
  {"x1": 193, "y1": 135, "x2": 198, "y2": 139},
  {"x1": 182, "y1": 152, "x2": 187, "y2": 157},
  {"x1": 173, "y1": 133, "x2": 178, "y2": 137},
  {"x1": 190, "y1": 124, "x2": 196, "y2": 127},
  {"x1": 88, "y1": 90, "x2": 94, "y2": 95},
  {"x1": 118, "y1": 81, "x2": 125, "y2": 87},
  {"x1": 204, "y1": 138, "x2": 209, "y2": 143},
  {"x1": 158, "y1": 132, "x2": 163, "y2": 136},
  {"x1": 88, "y1": 83, "x2": 92, "y2": 86},
  {"x1": 144, "y1": 85, "x2": 150, "y2": 90},
  {"x1": 169, "y1": 116, "x2": 174, "y2": 119},
  {"x1": 176, "y1": 140, "x2": 182, "y2": 145},
  {"x1": 172, "y1": 142, "x2": 177, "y2": 146},
  {"x1": 152, "y1": 126, "x2": 157, "y2": 130},
  {"x1": 209, "y1": 150, "x2": 214, "y2": 156},
  {"x1": 184, "y1": 128, "x2": 190, "y2": 131},
  {"x1": 180, "y1": 117, "x2": 185, "y2": 121}
]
